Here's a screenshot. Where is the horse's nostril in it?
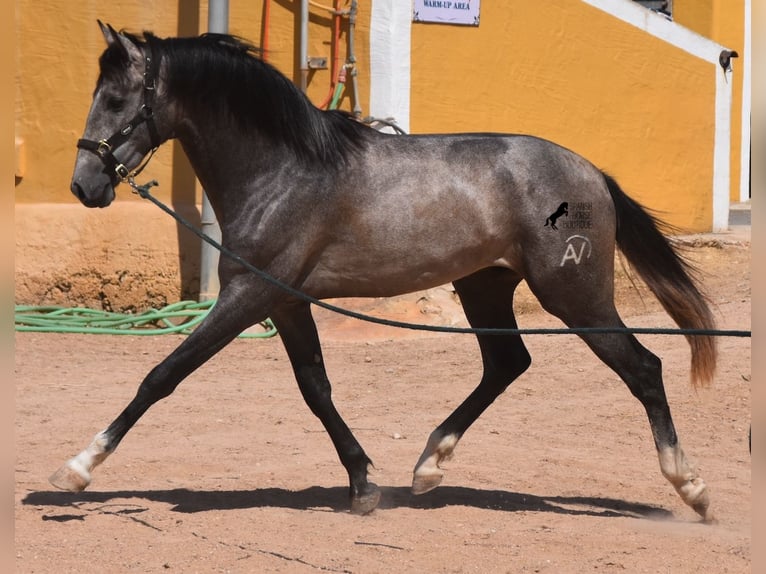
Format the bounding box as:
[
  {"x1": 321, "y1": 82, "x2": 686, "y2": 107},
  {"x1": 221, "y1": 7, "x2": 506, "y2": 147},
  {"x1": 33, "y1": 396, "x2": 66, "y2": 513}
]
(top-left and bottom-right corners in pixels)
[
  {"x1": 71, "y1": 182, "x2": 85, "y2": 202},
  {"x1": 70, "y1": 179, "x2": 114, "y2": 208}
]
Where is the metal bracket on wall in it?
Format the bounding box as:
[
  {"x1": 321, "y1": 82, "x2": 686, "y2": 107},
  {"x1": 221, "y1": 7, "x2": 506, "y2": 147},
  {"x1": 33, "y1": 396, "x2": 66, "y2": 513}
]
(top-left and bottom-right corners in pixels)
[
  {"x1": 308, "y1": 57, "x2": 328, "y2": 69},
  {"x1": 718, "y1": 49, "x2": 738, "y2": 73}
]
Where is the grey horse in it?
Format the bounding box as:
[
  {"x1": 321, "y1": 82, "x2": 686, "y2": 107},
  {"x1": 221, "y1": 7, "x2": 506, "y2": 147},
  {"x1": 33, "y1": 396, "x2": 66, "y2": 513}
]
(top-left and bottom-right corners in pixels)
[{"x1": 56, "y1": 23, "x2": 717, "y2": 521}]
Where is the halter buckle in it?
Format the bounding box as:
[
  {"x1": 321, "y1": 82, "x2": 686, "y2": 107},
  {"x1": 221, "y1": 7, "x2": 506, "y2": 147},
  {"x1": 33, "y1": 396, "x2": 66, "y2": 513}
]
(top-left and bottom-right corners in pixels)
[
  {"x1": 115, "y1": 163, "x2": 131, "y2": 181},
  {"x1": 96, "y1": 140, "x2": 112, "y2": 158}
]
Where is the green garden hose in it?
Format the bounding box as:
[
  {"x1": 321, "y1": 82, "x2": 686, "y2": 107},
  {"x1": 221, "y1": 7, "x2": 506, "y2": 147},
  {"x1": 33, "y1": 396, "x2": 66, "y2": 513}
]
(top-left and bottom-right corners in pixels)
[
  {"x1": 14, "y1": 300, "x2": 277, "y2": 338},
  {"x1": 329, "y1": 81, "x2": 344, "y2": 110}
]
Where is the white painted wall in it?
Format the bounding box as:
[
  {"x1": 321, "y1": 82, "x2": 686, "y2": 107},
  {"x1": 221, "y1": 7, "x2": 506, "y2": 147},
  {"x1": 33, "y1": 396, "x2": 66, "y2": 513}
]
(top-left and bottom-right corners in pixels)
[{"x1": 369, "y1": 0, "x2": 412, "y2": 133}]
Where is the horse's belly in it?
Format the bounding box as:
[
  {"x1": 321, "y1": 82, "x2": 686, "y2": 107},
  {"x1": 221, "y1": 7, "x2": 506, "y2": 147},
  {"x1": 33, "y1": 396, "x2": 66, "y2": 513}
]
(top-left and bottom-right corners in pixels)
[{"x1": 301, "y1": 250, "x2": 518, "y2": 299}]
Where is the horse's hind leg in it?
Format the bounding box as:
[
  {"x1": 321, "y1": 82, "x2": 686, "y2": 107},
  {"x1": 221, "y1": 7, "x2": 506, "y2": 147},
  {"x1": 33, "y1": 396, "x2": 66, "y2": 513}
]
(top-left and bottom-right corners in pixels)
[
  {"x1": 526, "y1": 274, "x2": 714, "y2": 522},
  {"x1": 579, "y1": 328, "x2": 712, "y2": 522},
  {"x1": 49, "y1": 276, "x2": 273, "y2": 492},
  {"x1": 270, "y1": 299, "x2": 380, "y2": 514},
  {"x1": 412, "y1": 267, "x2": 531, "y2": 494}
]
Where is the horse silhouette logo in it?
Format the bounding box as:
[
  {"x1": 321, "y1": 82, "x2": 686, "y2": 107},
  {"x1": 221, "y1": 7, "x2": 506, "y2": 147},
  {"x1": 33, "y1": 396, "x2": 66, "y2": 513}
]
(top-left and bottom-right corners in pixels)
[{"x1": 544, "y1": 202, "x2": 568, "y2": 230}]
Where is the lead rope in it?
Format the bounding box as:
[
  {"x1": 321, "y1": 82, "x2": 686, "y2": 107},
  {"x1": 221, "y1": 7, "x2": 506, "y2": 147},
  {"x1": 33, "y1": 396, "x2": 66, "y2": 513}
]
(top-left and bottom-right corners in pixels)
[{"x1": 128, "y1": 177, "x2": 750, "y2": 339}]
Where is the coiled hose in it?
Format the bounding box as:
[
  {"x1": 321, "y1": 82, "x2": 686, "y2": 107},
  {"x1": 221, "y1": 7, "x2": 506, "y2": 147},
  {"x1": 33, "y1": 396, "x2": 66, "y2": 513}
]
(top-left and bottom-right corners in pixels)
[{"x1": 14, "y1": 300, "x2": 277, "y2": 338}]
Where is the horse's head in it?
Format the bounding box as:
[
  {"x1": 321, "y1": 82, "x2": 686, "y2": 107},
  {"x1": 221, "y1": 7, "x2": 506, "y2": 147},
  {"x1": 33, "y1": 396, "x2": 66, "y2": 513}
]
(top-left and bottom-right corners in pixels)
[{"x1": 71, "y1": 22, "x2": 168, "y2": 207}]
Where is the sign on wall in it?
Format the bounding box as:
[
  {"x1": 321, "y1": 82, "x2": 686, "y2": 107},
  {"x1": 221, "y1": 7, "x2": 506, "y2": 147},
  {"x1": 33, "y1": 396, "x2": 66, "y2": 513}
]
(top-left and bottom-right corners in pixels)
[{"x1": 413, "y1": 0, "x2": 481, "y2": 26}]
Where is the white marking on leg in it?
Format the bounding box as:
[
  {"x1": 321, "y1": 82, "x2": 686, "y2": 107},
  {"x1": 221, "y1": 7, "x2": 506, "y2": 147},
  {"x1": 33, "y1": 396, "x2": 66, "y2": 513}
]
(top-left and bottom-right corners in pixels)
[
  {"x1": 657, "y1": 444, "x2": 715, "y2": 522},
  {"x1": 412, "y1": 432, "x2": 459, "y2": 494},
  {"x1": 49, "y1": 430, "x2": 113, "y2": 492}
]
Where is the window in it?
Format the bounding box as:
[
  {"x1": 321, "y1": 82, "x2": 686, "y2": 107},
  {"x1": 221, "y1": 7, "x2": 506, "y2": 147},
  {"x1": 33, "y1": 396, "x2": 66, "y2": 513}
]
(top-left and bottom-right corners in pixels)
[{"x1": 633, "y1": 1, "x2": 672, "y2": 19}]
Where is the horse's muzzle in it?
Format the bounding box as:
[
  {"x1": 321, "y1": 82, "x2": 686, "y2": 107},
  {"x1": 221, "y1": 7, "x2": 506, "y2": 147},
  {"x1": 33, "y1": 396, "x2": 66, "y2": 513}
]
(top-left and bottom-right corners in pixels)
[{"x1": 70, "y1": 179, "x2": 115, "y2": 208}]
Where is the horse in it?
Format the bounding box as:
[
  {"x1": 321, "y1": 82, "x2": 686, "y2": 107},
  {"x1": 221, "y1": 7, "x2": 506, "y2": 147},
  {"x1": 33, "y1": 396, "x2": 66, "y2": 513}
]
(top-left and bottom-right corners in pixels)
[{"x1": 56, "y1": 22, "x2": 718, "y2": 521}]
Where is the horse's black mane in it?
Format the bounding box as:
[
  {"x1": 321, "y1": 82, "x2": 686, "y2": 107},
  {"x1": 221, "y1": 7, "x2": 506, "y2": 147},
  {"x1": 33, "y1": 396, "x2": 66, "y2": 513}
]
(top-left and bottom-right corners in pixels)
[{"x1": 100, "y1": 30, "x2": 370, "y2": 165}]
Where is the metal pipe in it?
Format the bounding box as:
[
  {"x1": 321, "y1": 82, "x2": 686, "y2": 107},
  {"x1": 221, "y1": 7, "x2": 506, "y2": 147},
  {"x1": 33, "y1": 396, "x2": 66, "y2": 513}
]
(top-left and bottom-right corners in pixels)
[
  {"x1": 198, "y1": 0, "x2": 229, "y2": 301},
  {"x1": 299, "y1": 0, "x2": 309, "y2": 92},
  {"x1": 208, "y1": 0, "x2": 229, "y2": 34},
  {"x1": 262, "y1": 0, "x2": 271, "y2": 61},
  {"x1": 347, "y1": 0, "x2": 362, "y2": 117}
]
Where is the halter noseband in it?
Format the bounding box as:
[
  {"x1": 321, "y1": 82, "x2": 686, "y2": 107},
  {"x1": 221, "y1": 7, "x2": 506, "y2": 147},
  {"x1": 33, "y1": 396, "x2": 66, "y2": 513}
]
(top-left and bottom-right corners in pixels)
[{"x1": 77, "y1": 40, "x2": 162, "y2": 182}]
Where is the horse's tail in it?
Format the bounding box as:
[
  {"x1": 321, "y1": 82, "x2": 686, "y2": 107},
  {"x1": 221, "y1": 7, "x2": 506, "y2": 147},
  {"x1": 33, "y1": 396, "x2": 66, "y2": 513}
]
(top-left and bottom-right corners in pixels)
[{"x1": 602, "y1": 172, "x2": 717, "y2": 387}]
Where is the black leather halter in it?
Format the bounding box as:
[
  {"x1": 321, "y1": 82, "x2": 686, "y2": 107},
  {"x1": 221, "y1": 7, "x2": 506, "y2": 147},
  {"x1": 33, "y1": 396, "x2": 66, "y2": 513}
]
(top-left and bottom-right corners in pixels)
[{"x1": 77, "y1": 40, "x2": 162, "y2": 181}]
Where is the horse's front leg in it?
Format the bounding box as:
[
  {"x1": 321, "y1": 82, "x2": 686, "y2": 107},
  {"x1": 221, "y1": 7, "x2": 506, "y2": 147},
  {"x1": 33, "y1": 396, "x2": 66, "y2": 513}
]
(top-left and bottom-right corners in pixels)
[
  {"x1": 49, "y1": 275, "x2": 273, "y2": 492},
  {"x1": 270, "y1": 299, "x2": 380, "y2": 514}
]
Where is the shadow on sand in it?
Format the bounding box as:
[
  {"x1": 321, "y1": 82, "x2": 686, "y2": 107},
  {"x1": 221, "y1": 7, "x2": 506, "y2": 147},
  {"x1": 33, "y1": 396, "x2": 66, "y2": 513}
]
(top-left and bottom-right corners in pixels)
[{"x1": 24, "y1": 484, "x2": 674, "y2": 521}]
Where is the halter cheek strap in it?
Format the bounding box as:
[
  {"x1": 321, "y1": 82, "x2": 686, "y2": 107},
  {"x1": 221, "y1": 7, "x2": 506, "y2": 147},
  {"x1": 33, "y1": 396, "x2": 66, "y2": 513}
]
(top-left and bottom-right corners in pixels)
[{"x1": 77, "y1": 41, "x2": 162, "y2": 181}]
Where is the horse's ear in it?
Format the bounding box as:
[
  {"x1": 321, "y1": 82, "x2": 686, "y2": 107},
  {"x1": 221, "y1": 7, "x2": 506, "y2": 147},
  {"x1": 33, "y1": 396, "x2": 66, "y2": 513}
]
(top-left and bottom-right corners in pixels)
[
  {"x1": 98, "y1": 21, "x2": 144, "y2": 67},
  {"x1": 98, "y1": 20, "x2": 119, "y2": 46},
  {"x1": 115, "y1": 33, "x2": 144, "y2": 67}
]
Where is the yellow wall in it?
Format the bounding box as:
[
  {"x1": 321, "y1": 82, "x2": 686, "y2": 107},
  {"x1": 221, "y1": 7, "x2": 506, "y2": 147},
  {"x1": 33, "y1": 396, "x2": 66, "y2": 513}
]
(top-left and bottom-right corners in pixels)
[
  {"x1": 15, "y1": 0, "x2": 743, "y2": 309},
  {"x1": 15, "y1": 0, "x2": 741, "y2": 215},
  {"x1": 411, "y1": 0, "x2": 717, "y2": 231},
  {"x1": 14, "y1": 0, "x2": 371, "y2": 206},
  {"x1": 674, "y1": 0, "x2": 746, "y2": 202},
  {"x1": 674, "y1": 0, "x2": 716, "y2": 35},
  {"x1": 14, "y1": 1, "x2": 373, "y2": 308}
]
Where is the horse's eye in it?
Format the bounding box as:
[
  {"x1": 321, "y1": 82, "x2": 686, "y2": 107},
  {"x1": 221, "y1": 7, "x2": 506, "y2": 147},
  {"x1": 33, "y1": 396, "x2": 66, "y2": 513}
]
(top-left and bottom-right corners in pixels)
[{"x1": 106, "y1": 97, "x2": 126, "y2": 112}]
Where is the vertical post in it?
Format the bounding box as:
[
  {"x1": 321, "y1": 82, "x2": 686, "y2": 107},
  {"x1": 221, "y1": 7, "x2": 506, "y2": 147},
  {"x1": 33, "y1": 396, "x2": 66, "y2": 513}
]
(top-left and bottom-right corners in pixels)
[
  {"x1": 369, "y1": 0, "x2": 412, "y2": 133},
  {"x1": 199, "y1": 0, "x2": 229, "y2": 301},
  {"x1": 299, "y1": 0, "x2": 309, "y2": 92},
  {"x1": 348, "y1": 0, "x2": 362, "y2": 118}
]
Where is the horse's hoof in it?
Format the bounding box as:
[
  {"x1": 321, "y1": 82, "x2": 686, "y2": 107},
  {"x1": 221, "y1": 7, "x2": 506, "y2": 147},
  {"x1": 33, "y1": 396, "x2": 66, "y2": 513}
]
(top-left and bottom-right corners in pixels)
[
  {"x1": 49, "y1": 460, "x2": 90, "y2": 492},
  {"x1": 350, "y1": 483, "x2": 380, "y2": 515},
  {"x1": 693, "y1": 497, "x2": 716, "y2": 524},
  {"x1": 679, "y1": 477, "x2": 715, "y2": 523},
  {"x1": 411, "y1": 470, "x2": 443, "y2": 495},
  {"x1": 700, "y1": 512, "x2": 718, "y2": 525}
]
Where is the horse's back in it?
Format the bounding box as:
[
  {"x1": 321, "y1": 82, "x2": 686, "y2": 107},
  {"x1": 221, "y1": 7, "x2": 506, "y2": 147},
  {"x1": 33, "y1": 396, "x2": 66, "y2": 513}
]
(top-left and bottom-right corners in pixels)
[
  {"x1": 362, "y1": 131, "x2": 613, "y2": 223},
  {"x1": 361, "y1": 131, "x2": 617, "y2": 257}
]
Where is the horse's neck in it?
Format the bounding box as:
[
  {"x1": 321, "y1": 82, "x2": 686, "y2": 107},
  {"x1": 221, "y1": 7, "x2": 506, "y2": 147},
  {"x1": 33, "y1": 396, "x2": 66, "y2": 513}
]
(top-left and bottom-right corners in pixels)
[
  {"x1": 174, "y1": 113, "x2": 296, "y2": 230},
  {"x1": 176, "y1": 115, "x2": 267, "y2": 194}
]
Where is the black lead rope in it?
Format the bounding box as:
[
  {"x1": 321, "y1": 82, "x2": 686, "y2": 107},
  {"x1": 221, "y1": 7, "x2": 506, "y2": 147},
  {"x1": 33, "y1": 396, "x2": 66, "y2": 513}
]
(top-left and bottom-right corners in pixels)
[{"x1": 128, "y1": 178, "x2": 751, "y2": 339}]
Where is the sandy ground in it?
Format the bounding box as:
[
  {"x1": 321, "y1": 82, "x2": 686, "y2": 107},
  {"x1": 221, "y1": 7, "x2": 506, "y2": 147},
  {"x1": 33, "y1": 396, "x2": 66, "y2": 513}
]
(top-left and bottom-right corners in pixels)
[{"x1": 15, "y1": 236, "x2": 750, "y2": 573}]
